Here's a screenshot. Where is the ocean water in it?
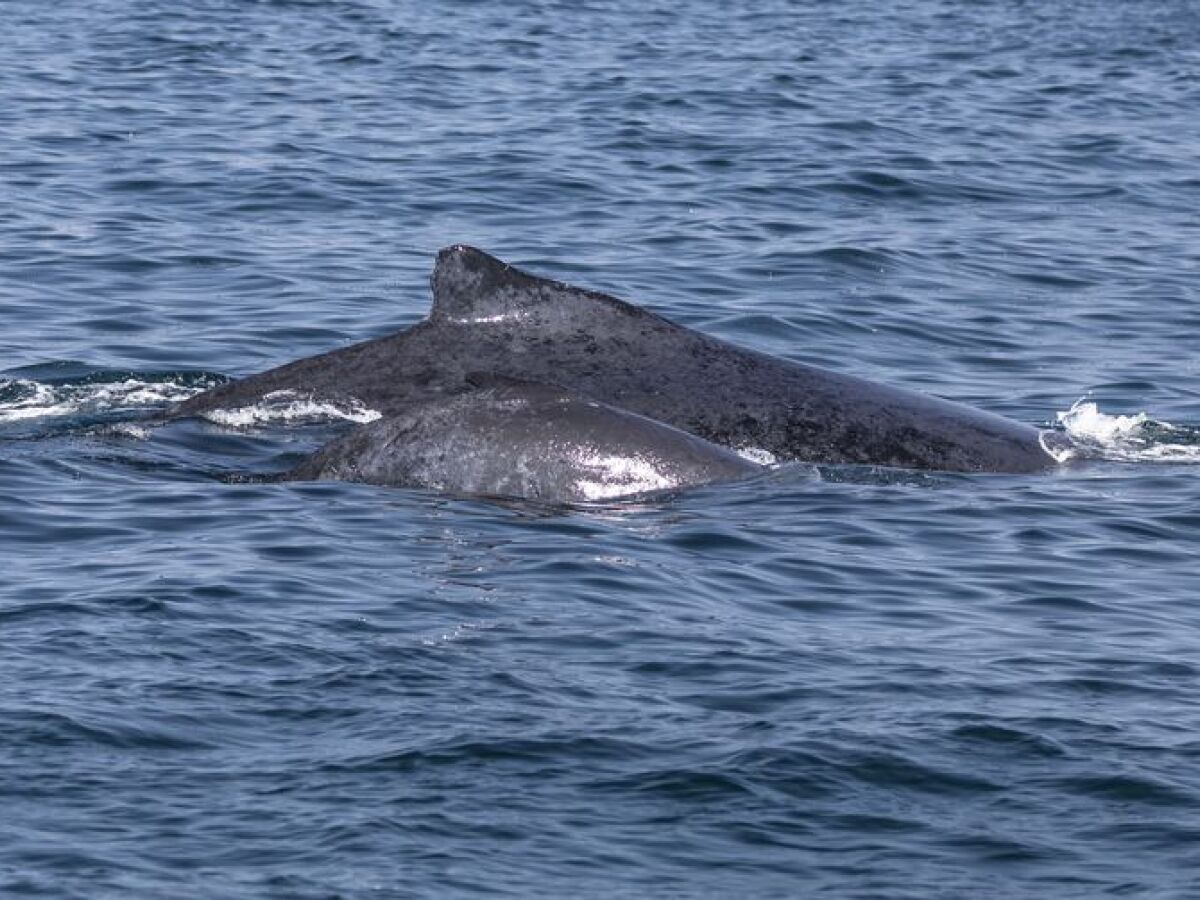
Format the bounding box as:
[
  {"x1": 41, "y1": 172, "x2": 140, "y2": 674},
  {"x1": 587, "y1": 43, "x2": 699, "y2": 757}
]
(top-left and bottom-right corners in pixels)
[{"x1": 3, "y1": 0, "x2": 1200, "y2": 896}]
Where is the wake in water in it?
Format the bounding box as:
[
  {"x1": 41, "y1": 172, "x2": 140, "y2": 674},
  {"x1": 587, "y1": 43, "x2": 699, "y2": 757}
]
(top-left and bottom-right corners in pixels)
[
  {"x1": 0, "y1": 368, "x2": 381, "y2": 435},
  {"x1": 1046, "y1": 399, "x2": 1200, "y2": 464},
  {"x1": 0, "y1": 369, "x2": 226, "y2": 429},
  {"x1": 203, "y1": 390, "x2": 382, "y2": 427}
]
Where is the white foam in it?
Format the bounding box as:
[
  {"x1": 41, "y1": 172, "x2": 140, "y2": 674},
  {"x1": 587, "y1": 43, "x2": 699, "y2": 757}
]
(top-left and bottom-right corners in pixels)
[
  {"x1": 204, "y1": 390, "x2": 382, "y2": 427},
  {"x1": 0, "y1": 376, "x2": 210, "y2": 424},
  {"x1": 1054, "y1": 399, "x2": 1200, "y2": 463},
  {"x1": 105, "y1": 423, "x2": 152, "y2": 439},
  {"x1": 736, "y1": 446, "x2": 778, "y2": 466},
  {"x1": 1058, "y1": 401, "x2": 1152, "y2": 443},
  {"x1": 1038, "y1": 429, "x2": 1079, "y2": 463}
]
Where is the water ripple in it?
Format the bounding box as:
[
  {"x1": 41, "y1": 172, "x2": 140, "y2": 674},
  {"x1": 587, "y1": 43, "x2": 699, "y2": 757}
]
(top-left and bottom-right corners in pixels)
[{"x1": 3, "y1": 0, "x2": 1200, "y2": 897}]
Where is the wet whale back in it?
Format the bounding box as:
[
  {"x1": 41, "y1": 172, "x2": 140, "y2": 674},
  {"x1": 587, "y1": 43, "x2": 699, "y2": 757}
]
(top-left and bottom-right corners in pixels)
[
  {"x1": 173, "y1": 246, "x2": 1055, "y2": 474},
  {"x1": 423, "y1": 247, "x2": 1052, "y2": 473}
]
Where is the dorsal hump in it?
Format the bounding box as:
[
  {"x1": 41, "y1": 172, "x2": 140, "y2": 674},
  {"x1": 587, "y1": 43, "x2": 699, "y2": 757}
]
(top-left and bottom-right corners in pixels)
[{"x1": 428, "y1": 245, "x2": 657, "y2": 328}]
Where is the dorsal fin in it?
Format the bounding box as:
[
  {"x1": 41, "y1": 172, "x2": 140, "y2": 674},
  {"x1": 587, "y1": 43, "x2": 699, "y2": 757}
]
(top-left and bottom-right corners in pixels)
[
  {"x1": 429, "y1": 245, "x2": 537, "y2": 323},
  {"x1": 428, "y1": 244, "x2": 655, "y2": 327}
]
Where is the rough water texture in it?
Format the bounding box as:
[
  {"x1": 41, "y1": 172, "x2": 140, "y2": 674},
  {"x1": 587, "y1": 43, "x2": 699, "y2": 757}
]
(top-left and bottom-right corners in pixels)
[{"x1": 2, "y1": 1, "x2": 1200, "y2": 898}]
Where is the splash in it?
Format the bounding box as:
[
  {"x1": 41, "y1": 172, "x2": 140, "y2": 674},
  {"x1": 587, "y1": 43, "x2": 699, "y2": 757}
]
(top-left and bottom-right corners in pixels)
[
  {"x1": 204, "y1": 390, "x2": 382, "y2": 427},
  {"x1": 0, "y1": 372, "x2": 222, "y2": 425},
  {"x1": 1052, "y1": 399, "x2": 1200, "y2": 463}
]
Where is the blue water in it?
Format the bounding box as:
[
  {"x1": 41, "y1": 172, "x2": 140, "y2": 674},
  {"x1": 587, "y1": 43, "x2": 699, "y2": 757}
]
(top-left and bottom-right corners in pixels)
[{"x1": 3, "y1": 1, "x2": 1200, "y2": 896}]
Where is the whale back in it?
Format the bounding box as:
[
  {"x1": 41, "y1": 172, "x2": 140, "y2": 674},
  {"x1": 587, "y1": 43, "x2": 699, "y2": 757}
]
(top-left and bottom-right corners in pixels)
[{"x1": 172, "y1": 245, "x2": 1056, "y2": 474}]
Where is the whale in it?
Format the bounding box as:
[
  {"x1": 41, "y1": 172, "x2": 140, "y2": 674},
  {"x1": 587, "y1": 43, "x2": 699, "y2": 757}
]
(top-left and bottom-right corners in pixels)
[
  {"x1": 173, "y1": 245, "x2": 1058, "y2": 475},
  {"x1": 284, "y1": 376, "x2": 761, "y2": 502}
]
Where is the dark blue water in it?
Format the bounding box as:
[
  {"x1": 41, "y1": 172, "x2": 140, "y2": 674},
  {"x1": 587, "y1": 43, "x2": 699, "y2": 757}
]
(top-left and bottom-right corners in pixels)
[{"x1": 4, "y1": 1, "x2": 1200, "y2": 896}]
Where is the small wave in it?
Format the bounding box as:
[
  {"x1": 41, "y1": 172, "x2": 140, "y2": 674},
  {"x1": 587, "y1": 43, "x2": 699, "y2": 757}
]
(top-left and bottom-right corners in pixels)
[
  {"x1": 1052, "y1": 400, "x2": 1200, "y2": 463},
  {"x1": 204, "y1": 390, "x2": 382, "y2": 427},
  {"x1": 0, "y1": 372, "x2": 223, "y2": 425}
]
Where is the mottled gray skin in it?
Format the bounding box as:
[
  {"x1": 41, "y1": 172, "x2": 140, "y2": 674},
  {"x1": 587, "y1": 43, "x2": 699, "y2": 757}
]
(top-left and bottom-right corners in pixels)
[
  {"x1": 174, "y1": 245, "x2": 1056, "y2": 473},
  {"x1": 285, "y1": 378, "x2": 760, "y2": 502}
]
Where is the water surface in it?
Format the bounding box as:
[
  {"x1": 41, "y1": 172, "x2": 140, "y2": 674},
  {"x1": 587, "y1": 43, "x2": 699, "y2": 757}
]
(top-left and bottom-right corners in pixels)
[{"x1": 3, "y1": 1, "x2": 1200, "y2": 897}]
